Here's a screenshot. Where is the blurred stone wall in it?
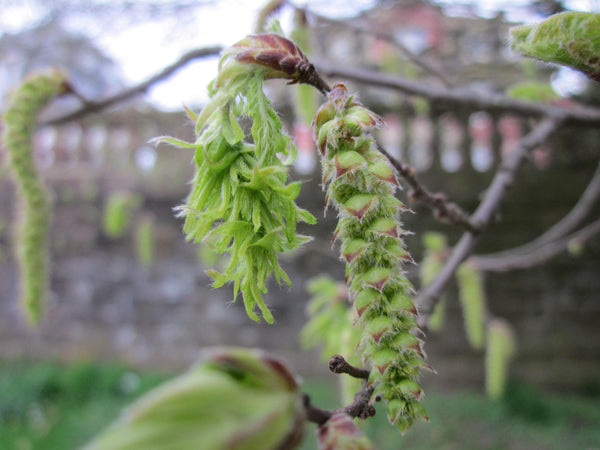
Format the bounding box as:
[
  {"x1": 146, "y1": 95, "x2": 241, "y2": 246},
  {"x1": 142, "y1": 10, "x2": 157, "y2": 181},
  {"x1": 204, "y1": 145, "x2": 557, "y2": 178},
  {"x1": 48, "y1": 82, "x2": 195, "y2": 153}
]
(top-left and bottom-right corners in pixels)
[{"x1": 1, "y1": 108, "x2": 599, "y2": 394}]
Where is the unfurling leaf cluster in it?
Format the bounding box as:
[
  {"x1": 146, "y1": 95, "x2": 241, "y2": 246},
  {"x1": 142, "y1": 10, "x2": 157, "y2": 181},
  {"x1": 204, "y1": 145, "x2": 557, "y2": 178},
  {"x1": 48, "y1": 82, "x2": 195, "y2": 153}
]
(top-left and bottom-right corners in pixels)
[
  {"x1": 510, "y1": 11, "x2": 600, "y2": 82},
  {"x1": 85, "y1": 347, "x2": 305, "y2": 450},
  {"x1": 2, "y1": 69, "x2": 69, "y2": 325},
  {"x1": 155, "y1": 34, "x2": 317, "y2": 323},
  {"x1": 313, "y1": 82, "x2": 429, "y2": 431}
]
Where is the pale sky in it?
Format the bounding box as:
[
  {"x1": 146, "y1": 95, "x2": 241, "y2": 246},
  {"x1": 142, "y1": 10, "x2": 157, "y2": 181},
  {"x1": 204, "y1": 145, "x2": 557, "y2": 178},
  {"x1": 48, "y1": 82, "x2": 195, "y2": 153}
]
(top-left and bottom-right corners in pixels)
[{"x1": 2, "y1": 0, "x2": 599, "y2": 109}]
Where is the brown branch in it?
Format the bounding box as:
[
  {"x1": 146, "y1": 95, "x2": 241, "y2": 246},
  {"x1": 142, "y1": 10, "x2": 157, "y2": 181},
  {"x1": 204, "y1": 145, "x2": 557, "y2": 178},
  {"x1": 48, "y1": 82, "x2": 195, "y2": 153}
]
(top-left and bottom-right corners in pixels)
[
  {"x1": 303, "y1": 355, "x2": 375, "y2": 425},
  {"x1": 342, "y1": 383, "x2": 376, "y2": 420},
  {"x1": 328, "y1": 354, "x2": 370, "y2": 379},
  {"x1": 469, "y1": 219, "x2": 600, "y2": 272},
  {"x1": 377, "y1": 145, "x2": 478, "y2": 231},
  {"x1": 416, "y1": 116, "x2": 565, "y2": 325},
  {"x1": 289, "y1": 2, "x2": 452, "y2": 87},
  {"x1": 470, "y1": 160, "x2": 600, "y2": 270},
  {"x1": 303, "y1": 394, "x2": 333, "y2": 425},
  {"x1": 45, "y1": 45, "x2": 224, "y2": 126},
  {"x1": 313, "y1": 60, "x2": 600, "y2": 127}
]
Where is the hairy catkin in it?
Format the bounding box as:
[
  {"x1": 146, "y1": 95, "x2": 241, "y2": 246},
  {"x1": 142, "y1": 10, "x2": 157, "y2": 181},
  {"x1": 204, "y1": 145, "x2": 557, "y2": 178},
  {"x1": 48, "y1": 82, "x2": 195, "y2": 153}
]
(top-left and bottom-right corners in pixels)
[
  {"x1": 313, "y1": 83, "x2": 429, "y2": 431},
  {"x1": 3, "y1": 69, "x2": 68, "y2": 324}
]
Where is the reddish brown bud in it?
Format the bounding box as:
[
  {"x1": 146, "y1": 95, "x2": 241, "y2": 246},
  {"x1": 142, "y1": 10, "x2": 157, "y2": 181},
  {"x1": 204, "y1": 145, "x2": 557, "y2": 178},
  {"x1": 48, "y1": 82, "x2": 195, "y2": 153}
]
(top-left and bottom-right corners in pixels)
[
  {"x1": 334, "y1": 151, "x2": 367, "y2": 178},
  {"x1": 317, "y1": 413, "x2": 374, "y2": 450},
  {"x1": 363, "y1": 267, "x2": 391, "y2": 291},
  {"x1": 343, "y1": 194, "x2": 377, "y2": 220},
  {"x1": 342, "y1": 239, "x2": 369, "y2": 263},
  {"x1": 231, "y1": 34, "x2": 330, "y2": 92}
]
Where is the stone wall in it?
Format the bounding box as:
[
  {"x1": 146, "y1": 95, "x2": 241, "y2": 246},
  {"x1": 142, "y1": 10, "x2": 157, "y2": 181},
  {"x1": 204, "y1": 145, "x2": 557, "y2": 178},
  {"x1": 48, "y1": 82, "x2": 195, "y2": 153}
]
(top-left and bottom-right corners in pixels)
[{"x1": 1, "y1": 110, "x2": 599, "y2": 393}]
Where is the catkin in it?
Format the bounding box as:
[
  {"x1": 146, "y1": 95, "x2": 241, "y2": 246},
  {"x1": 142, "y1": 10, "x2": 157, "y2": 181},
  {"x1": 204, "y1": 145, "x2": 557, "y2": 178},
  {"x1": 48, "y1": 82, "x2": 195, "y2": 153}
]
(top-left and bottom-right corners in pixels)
[
  {"x1": 3, "y1": 69, "x2": 69, "y2": 324},
  {"x1": 313, "y1": 82, "x2": 429, "y2": 431}
]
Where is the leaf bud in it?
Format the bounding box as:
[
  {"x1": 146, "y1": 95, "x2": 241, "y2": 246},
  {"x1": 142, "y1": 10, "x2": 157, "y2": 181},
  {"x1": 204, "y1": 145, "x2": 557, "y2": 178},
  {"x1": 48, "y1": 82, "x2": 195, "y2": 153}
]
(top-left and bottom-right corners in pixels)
[{"x1": 317, "y1": 413, "x2": 374, "y2": 450}]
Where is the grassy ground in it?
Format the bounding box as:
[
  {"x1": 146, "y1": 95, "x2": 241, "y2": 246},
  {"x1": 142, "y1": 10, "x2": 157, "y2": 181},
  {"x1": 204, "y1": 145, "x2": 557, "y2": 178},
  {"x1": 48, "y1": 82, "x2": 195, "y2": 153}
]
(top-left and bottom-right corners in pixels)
[{"x1": 1, "y1": 360, "x2": 599, "y2": 450}]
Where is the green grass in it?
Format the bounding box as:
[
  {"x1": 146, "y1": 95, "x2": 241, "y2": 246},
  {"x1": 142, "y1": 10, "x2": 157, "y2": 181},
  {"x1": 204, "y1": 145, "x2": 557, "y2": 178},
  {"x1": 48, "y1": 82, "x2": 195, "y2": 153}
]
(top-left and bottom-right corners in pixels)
[
  {"x1": 301, "y1": 379, "x2": 600, "y2": 450},
  {"x1": 0, "y1": 360, "x2": 166, "y2": 450},
  {"x1": 1, "y1": 360, "x2": 599, "y2": 449}
]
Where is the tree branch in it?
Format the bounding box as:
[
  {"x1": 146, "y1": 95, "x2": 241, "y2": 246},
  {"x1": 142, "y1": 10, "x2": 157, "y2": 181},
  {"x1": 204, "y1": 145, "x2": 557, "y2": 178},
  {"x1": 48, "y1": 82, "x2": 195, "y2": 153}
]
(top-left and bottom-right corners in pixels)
[
  {"x1": 328, "y1": 354, "x2": 370, "y2": 380},
  {"x1": 45, "y1": 45, "x2": 223, "y2": 125},
  {"x1": 314, "y1": 61, "x2": 600, "y2": 126},
  {"x1": 470, "y1": 160, "x2": 600, "y2": 270},
  {"x1": 303, "y1": 355, "x2": 375, "y2": 425},
  {"x1": 303, "y1": 394, "x2": 333, "y2": 426},
  {"x1": 377, "y1": 144, "x2": 478, "y2": 231},
  {"x1": 416, "y1": 116, "x2": 565, "y2": 324},
  {"x1": 469, "y1": 219, "x2": 600, "y2": 272},
  {"x1": 290, "y1": 2, "x2": 453, "y2": 87}
]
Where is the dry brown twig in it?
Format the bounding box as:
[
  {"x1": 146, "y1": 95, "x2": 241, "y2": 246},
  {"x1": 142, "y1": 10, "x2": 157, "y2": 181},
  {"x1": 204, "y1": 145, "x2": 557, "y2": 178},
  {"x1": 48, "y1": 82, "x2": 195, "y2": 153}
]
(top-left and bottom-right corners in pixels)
[
  {"x1": 303, "y1": 355, "x2": 375, "y2": 426},
  {"x1": 470, "y1": 161, "x2": 600, "y2": 271},
  {"x1": 45, "y1": 46, "x2": 223, "y2": 126},
  {"x1": 286, "y1": 1, "x2": 453, "y2": 87},
  {"x1": 416, "y1": 115, "x2": 565, "y2": 326}
]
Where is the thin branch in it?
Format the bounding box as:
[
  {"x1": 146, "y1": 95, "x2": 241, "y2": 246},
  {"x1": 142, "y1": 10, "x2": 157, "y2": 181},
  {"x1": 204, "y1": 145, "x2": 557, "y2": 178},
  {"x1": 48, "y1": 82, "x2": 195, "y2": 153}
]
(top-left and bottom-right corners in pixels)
[
  {"x1": 289, "y1": 2, "x2": 452, "y2": 87},
  {"x1": 303, "y1": 355, "x2": 375, "y2": 425},
  {"x1": 378, "y1": 145, "x2": 478, "y2": 231},
  {"x1": 469, "y1": 219, "x2": 600, "y2": 272},
  {"x1": 45, "y1": 45, "x2": 223, "y2": 125},
  {"x1": 342, "y1": 383, "x2": 376, "y2": 420},
  {"x1": 416, "y1": 116, "x2": 564, "y2": 324},
  {"x1": 328, "y1": 354, "x2": 370, "y2": 380},
  {"x1": 303, "y1": 394, "x2": 333, "y2": 425},
  {"x1": 313, "y1": 60, "x2": 600, "y2": 127},
  {"x1": 471, "y1": 160, "x2": 600, "y2": 269}
]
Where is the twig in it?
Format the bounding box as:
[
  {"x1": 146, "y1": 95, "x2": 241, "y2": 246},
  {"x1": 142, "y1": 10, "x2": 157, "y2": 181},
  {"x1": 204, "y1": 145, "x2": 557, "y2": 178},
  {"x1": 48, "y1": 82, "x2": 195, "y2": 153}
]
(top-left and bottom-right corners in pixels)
[
  {"x1": 378, "y1": 145, "x2": 478, "y2": 231},
  {"x1": 342, "y1": 383, "x2": 376, "y2": 420},
  {"x1": 303, "y1": 355, "x2": 375, "y2": 425},
  {"x1": 471, "y1": 160, "x2": 600, "y2": 269},
  {"x1": 45, "y1": 46, "x2": 223, "y2": 126},
  {"x1": 469, "y1": 219, "x2": 600, "y2": 272},
  {"x1": 416, "y1": 116, "x2": 564, "y2": 324},
  {"x1": 313, "y1": 60, "x2": 600, "y2": 127},
  {"x1": 289, "y1": 2, "x2": 452, "y2": 87},
  {"x1": 303, "y1": 394, "x2": 333, "y2": 425},
  {"x1": 328, "y1": 354, "x2": 370, "y2": 379}
]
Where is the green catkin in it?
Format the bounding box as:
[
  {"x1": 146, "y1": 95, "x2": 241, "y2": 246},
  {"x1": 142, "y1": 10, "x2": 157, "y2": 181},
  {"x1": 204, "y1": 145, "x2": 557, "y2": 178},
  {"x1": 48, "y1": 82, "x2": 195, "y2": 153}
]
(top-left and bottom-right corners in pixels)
[
  {"x1": 485, "y1": 319, "x2": 517, "y2": 400},
  {"x1": 102, "y1": 191, "x2": 141, "y2": 238},
  {"x1": 2, "y1": 69, "x2": 69, "y2": 324},
  {"x1": 313, "y1": 83, "x2": 429, "y2": 431},
  {"x1": 154, "y1": 35, "x2": 316, "y2": 324},
  {"x1": 135, "y1": 216, "x2": 155, "y2": 267},
  {"x1": 456, "y1": 262, "x2": 486, "y2": 350},
  {"x1": 420, "y1": 232, "x2": 448, "y2": 332}
]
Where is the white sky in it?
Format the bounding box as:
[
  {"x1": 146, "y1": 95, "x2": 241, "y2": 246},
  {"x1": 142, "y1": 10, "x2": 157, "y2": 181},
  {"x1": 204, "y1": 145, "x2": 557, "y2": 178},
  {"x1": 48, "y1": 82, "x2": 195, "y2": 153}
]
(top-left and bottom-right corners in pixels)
[
  {"x1": 2, "y1": 0, "x2": 599, "y2": 110},
  {"x1": 97, "y1": 0, "x2": 378, "y2": 109}
]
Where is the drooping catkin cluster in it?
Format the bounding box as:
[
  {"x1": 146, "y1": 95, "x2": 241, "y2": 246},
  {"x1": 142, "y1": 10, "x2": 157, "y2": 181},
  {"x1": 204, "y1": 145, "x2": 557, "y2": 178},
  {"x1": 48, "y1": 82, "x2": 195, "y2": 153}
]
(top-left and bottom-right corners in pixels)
[
  {"x1": 2, "y1": 69, "x2": 69, "y2": 324},
  {"x1": 313, "y1": 83, "x2": 429, "y2": 431},
  {"x1": 155, "y1": 34, "x2": 321, "y2": 323}
]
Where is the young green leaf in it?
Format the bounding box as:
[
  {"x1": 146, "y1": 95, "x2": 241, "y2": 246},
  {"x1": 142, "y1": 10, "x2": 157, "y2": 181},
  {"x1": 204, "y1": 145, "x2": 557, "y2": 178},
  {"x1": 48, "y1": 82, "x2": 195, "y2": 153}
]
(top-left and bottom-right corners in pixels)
[{"x1": 510, "y1": 11, "x2": 600, "y2": 82}]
